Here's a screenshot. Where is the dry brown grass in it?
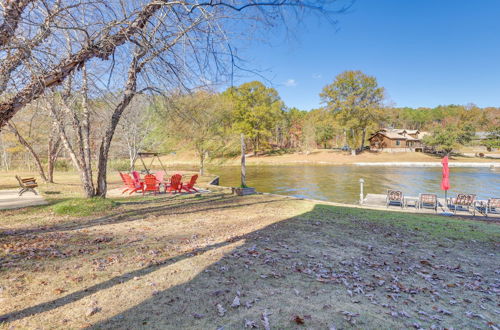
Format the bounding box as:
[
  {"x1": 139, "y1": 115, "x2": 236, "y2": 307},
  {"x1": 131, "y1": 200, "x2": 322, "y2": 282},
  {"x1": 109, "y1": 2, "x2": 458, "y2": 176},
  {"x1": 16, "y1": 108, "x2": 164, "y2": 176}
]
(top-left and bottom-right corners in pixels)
[{"x1": 0, "y1": 185, "x2": 499, "y2": 329}]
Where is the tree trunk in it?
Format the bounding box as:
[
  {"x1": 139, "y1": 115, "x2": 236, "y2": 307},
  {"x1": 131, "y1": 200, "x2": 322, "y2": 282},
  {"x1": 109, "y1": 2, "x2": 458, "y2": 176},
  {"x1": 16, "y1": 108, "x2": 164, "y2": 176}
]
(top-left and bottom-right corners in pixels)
[
  {"x1": 129, "y1": 152, "x2": 138, "y2": 172},
  {"x1": 47, "y1": 120, "x2": 62, "y2": 183},
  {"x1": 252, "y1": 137, "x2": 257, "y2": 156},
  {"x1": 241, "y1": 133, "x2": 246, "y2": 187},
  {"x1": 95, "y1": 55, "x2": 140, "y2": 197},
  {"x1": 360, "y1": 127, "x2": 367, "y2": 152},
  {"x1": 7, "y1": 122, "x2": 48, "y2": 182},
  {"x1": 49, "y1": 103, "x2": 95, "y2": 197},
  {"x1": 47, "y1": 134, "x2": 61, "y2": 183},
  {"x1": 199, "y1": 151, "x2": 205, "y2": 176},
  {"x1": 47, "y1": 154, "x2": 55, "y2": 183},
  {"x1": 256, "y1": 134, "x2": 260, "y2": 155},
  {"x1": 81, "y1": 65, "x2": 93, "y2": 188}
]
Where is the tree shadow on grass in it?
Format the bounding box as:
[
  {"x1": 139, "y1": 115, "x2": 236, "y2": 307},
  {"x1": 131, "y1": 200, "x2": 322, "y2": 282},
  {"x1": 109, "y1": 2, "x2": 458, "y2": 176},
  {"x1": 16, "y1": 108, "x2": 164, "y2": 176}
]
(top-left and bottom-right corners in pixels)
[
  {"x1": 0, "y1": 196, "x2": 299, "y2": 324},
  {"x1": 1, "y1": 193, "x2": 288, "y2": 238},
  {"x1": 0, "y1": 194, "x2": 291, "y2": 275},
  {"x1": 0, "y1": 236, "x2": 240, "y2": 324},
  {"x1": 2, "y1": 202, "x2": 497, "y2": 328},
  {"x1": 86, "y1": 210, "x2": 498, "y2": 330}
]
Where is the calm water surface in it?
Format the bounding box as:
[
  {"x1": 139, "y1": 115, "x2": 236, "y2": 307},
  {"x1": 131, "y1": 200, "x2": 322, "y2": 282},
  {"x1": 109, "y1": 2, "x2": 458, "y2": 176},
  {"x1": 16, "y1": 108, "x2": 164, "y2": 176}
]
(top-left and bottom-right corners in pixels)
[{"x1": 207, "y1": 165, "x2": 500, "y2": 204}]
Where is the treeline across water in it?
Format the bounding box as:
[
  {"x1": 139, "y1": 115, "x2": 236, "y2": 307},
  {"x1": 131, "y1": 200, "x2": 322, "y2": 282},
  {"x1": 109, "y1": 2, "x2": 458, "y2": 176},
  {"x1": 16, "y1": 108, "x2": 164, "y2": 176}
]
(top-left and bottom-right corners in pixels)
[{"x1": 2, "y1": 72, "x2": 499, "y2": 178}]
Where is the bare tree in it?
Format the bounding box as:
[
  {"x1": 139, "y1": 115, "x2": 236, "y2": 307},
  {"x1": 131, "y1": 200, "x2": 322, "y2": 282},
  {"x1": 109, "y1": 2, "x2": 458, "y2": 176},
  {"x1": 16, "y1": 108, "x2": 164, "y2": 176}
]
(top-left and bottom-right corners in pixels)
[
  {"x1": 158, "y1": 91, "x2": 233, "y2": 176},
  {"x1": 3, "y1": 101, "x2": 62, "y2": 182},
  {"x1": 115, "y1": 96, "x2": 156, "y2": 170},
  {"x1": 0, "y1": 1, "x2": 344, "y2": 128},
  {"x1": 1, "y1": 0, "x2": 345, "y2": 197},
  {"x1": 6, "y1": 121, "x2": 48, "y2": 181}
]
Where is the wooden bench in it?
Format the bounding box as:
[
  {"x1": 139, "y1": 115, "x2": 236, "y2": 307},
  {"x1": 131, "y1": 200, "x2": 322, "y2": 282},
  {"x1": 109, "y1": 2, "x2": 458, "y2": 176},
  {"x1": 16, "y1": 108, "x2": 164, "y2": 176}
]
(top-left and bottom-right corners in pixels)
[{"x1": 15, "y1": 175, "x2": 38, "y2": 196}]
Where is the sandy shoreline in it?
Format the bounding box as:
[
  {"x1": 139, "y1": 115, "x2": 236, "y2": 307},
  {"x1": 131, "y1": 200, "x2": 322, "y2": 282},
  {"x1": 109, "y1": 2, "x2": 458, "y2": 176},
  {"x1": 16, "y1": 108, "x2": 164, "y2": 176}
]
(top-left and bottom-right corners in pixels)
[
  {"x1": 354, "y1": 161, "x2": 500, "y2": 167},
  {"x1": 155, "y1": 150, "x2": 500, "y2": 168}
]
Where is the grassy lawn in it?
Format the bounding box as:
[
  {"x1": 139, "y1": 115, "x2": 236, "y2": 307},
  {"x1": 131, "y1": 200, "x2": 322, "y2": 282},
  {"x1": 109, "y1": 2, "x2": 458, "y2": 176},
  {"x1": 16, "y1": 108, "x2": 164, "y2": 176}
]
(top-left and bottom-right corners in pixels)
[{"x1": 0, "y1": 182, "x2": 498, "y2": 329}]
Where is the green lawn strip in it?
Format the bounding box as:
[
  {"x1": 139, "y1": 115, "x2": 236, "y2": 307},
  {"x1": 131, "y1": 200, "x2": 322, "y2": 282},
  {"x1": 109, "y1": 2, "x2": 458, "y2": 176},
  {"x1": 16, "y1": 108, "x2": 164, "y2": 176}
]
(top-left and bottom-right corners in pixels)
[
  {"x1": 52, "y1": 198, "x2": 118, "y2": 216},
  {"x1": 308, "y1": 204, "x2": 500, "y2": 242}
]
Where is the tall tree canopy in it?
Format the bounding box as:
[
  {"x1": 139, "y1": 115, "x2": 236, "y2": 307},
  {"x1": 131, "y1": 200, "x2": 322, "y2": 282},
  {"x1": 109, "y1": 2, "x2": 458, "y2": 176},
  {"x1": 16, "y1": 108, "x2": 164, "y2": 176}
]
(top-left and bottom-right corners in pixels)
[
  {"x1": 224, "y1": 81, "x2": 284, "y2": 155},
  {"x1": 423, "y1": 124, "x2": 475, "y2": 154},
  {"x1": 320, "y1": 70, "x2": 384, "y2": 151}
]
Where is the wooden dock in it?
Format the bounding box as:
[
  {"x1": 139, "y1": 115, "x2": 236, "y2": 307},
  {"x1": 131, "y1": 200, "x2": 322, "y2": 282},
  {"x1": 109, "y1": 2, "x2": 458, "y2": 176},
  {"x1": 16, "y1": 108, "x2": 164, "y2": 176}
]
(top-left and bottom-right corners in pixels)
[{"x1": 363, "y1": 193, "x2": 500, "y2": 219}]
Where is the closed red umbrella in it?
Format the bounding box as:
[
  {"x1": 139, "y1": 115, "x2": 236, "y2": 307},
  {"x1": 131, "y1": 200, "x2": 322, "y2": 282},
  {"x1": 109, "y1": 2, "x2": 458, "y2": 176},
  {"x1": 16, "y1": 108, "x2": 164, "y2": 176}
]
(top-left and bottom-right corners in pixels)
[{"x1": 441, "y1": 156, "x2": 450, "y2": 202}]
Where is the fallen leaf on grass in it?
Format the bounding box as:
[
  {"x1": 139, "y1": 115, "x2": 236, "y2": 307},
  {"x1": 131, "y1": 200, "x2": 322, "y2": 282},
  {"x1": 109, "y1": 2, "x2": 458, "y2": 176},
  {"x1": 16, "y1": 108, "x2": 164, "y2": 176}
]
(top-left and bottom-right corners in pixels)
[
  {"x1": 54, "y1": 288, "x2": 66, "y2": 294},
  {"x1": 245, "y1": 320, "x2": 258, "y2": 328},
  {"x1": 340, "y1": 311, "x2": 359, "y2": 325},
  {"x1": 420, "y1": 260, "x2": 433, "y2": 267},
  {"x1": 465, "y1": 311, "x2": 486, "y2": 320},
  {"x1": 293, "y1": 315, "x2": 305, "y2": 325},
  {"x1": 261, "y1": 310, "x2": 271, "y2": 330},
  {"x1": 217, "y1": 304, "x2": 226, "y2": 317},
  {"x1": 231, "y1": 296, "x2": 240, "y2": 308},
  {"x1": 86, "y1": 306, "x2": 101, "y2": 317}
]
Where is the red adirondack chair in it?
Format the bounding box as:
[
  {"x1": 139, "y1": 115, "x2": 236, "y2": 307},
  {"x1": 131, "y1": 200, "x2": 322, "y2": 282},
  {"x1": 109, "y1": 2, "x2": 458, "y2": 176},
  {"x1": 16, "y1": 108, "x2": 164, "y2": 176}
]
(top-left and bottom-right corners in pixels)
[
  {"x1": 143, "y1": 174, "x2": 160, "y2": 195},
  {"x1": 154, "y1": 171, "x2": 165, "y2": 184},
  {"x1": 181, "y1": 174, "x2": 199, "y2": 193},
  {"x1": 119, "y1": 172, "x2": 129, "y2": 194},
  {"x1": 165, "y1": 174, "x2": 182, "y2": 194},
  {"x1": 131, "y1": 171, "x2": 142, "y2": 184},
  {"x1": 122, "y1": 173, "x2": 144, "y2": 195}
]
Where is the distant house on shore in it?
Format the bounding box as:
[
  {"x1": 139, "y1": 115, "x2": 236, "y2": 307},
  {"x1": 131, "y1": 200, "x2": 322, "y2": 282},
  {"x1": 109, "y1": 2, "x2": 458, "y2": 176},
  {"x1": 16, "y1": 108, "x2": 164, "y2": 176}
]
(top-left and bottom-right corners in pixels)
[{"x1": 369, "y1": 128, "x2": 429, "y2": 152}]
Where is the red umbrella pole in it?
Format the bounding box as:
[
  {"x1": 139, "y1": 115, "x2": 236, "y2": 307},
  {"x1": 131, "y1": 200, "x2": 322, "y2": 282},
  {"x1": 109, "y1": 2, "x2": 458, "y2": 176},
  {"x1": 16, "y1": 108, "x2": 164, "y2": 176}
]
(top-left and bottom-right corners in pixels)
[{"x1": 441, "y1": 156, "x2": 450, "y2": 203}]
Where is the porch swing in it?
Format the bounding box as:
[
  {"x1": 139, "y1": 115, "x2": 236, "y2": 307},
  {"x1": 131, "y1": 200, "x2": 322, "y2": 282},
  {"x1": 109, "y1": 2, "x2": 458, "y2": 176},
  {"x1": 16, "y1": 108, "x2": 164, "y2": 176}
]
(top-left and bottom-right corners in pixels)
[{"x1": 133, "y1": 152, "x2": 167, "y2": 174}]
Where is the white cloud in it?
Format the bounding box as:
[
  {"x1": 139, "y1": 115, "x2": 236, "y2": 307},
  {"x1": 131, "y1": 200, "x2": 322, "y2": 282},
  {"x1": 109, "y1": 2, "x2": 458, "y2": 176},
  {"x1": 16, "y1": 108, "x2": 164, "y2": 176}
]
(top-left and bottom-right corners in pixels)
[
  {"x1": 312, "y1": 73, "x2": 322, "y2": 79},
  {"x1": 285, "y1": 78, "x2": 298, "y2": 87}
]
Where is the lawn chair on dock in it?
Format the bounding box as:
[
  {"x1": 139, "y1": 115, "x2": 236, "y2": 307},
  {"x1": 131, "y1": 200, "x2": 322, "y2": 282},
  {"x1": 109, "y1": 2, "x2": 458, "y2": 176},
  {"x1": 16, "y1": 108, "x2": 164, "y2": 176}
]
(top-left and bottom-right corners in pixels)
[
  {"x1": 419, "y1": 193, "x2": 438, "y2": 213},
  {"x1": 386, "y1": 190, "x2": 404, "y2": 208},
  {"x1": 447, "y1": 193, "x2": 476, "y2": 216},
  {"x1": 486, "y1": 198, "x2": 500, "y2": 216},
  {"x1": 15, "y1": 175, "x2": 38, "y2": 196}
]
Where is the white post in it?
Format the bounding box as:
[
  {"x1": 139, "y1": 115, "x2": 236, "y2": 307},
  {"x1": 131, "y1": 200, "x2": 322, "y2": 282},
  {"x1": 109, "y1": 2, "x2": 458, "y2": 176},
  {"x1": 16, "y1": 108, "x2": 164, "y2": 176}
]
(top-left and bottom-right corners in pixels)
[
  {"x1": 241, "y1": 133, "x2": 246, "y2": 187},
  {"x1": 359, "y1": 178, "x2": 365, "y2": 204}
]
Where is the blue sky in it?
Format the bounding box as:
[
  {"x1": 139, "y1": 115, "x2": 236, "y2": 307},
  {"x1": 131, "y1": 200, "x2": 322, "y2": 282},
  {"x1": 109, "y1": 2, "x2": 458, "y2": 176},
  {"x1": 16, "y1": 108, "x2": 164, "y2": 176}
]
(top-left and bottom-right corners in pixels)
[{"x1": 231, "y1": 0, "x2": 500, "y2": 110}]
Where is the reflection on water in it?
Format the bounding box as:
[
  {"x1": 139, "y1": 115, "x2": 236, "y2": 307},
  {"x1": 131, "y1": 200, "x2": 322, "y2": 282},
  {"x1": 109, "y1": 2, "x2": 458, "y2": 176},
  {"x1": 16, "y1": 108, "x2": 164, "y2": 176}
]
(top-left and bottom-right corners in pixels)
[{"x1": 208, "y1": 165, "x2": 500, "y2": 204}]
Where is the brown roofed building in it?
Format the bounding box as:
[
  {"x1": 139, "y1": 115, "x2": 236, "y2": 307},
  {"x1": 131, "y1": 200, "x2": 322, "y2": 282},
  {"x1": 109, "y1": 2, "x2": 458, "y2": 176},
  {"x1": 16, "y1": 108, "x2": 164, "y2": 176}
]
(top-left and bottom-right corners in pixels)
[{"x1": 369, "y1": 128, "x2": 429, "y2": 152}]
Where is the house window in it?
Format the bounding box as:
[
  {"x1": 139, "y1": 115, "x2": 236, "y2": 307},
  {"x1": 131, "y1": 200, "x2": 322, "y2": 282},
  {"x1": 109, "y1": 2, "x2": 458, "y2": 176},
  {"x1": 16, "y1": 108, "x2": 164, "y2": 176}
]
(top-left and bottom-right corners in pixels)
[{"x1": 396, "y1": 140, "x2": 400, "y2": 146}]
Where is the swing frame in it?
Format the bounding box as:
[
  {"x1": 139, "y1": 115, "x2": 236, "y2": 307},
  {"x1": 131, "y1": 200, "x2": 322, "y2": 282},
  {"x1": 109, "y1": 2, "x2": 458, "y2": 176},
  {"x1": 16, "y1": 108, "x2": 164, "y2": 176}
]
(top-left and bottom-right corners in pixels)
[{"x1": 133, "y1": 152, "x2": 167, "y2": 174}]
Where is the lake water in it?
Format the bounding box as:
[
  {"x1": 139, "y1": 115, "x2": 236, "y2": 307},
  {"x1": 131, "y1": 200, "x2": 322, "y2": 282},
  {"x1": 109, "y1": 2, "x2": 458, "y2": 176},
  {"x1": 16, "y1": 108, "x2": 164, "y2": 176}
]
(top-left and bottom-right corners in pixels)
[{"x1": 208, "y1": 165, "x2": 500, "y2": 204}]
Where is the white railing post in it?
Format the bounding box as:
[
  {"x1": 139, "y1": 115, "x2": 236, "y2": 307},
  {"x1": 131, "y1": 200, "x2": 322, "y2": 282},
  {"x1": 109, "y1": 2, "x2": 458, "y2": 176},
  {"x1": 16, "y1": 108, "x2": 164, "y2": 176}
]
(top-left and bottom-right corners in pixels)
[{"x1": 359, "y1": 178, "x2": 365, "y2": 204}]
